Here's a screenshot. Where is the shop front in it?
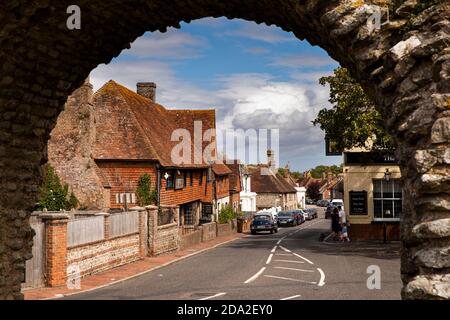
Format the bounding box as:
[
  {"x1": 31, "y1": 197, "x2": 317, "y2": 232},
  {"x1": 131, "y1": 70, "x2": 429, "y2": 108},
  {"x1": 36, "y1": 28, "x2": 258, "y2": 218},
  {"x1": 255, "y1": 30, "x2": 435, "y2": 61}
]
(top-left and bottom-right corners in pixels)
[{"x1": 343, "y1": 151, "x2": 402, "y2": 241}]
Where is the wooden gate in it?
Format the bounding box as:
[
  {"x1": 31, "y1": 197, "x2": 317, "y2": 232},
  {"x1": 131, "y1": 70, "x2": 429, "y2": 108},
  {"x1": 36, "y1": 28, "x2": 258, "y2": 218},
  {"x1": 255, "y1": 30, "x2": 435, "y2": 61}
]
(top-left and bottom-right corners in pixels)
[{"x1": 23, "y1": 218, "x2": 45, "y2": 289}]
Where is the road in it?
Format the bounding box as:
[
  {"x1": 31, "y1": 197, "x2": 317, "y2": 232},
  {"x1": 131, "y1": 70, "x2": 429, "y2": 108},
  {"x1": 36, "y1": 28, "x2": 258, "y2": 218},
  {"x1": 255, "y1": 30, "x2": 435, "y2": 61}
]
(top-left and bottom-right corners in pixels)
[{"x1": 66, "y1": 207, "x2": 402, "y2": 300}]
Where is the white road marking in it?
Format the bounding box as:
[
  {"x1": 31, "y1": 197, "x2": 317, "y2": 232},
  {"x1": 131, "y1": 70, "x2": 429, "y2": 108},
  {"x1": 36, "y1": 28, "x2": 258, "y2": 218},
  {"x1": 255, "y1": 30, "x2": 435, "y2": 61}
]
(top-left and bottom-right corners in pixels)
[
  {"x1": 317, "y1": 268, "x2": 326, "y2": 287},
  {"x1": 279, "y1": 246, "x2": 291, "y2": 253},
  {"x1": 276, "y1": 237, "x2": 286, "y2": 245},
  {"x1": 275, "y1": 253, "x2": 292, "y2": 256},
  {"x1": 291, "y1": 252, "x2": 314, "y2": 265},
  {"x1": 266, "y1": 254, "x2": 274, "y2": 265},
  {"x1": 264, "y1": 275, "x2": 317, "y2": 285},
  {"x1": 199, "y1": 292, "x2": 226, "y2": 300},
  {"x1": 271, "y1": 246, "x2": 277, "y2": 253},
  {"x1": 274, "y1": 259, "x2": 305, "y2": 264},
  {"x1": 244, "y1": 267, "x2": 266, "y2": 284},
  {"x1": 280, "y1": 295, "x2": 301, "y2": 300},
  {"x1": 274, "y1": 266, "x2": 315, "y2": 273}
]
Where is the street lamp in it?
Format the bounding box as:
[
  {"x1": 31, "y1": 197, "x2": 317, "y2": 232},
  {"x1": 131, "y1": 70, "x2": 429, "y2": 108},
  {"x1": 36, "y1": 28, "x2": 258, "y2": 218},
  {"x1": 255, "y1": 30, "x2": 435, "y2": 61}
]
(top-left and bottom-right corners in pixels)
[{"x1": 384, "y1": 168, "x2": 392, "y2": 182}]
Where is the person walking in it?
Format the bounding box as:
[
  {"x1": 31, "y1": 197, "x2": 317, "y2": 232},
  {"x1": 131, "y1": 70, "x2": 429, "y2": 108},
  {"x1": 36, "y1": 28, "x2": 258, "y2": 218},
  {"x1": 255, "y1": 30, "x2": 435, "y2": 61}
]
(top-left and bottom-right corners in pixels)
[
  {"x1": 331, "y1": 207, "x2": 341, "y2": 241},
  {"x1": 338, "y1": 206, "x2": 346, "y2": 225}
]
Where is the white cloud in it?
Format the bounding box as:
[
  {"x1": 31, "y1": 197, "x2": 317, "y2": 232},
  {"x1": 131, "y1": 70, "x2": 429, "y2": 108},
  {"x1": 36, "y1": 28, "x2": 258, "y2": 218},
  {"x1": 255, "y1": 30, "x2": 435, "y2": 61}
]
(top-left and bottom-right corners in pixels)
[
  {"x1": 271, "y1": 54, "x2": 338, "y2": 69},
  {"x1": 219, "y1": 23, "x2": 295, "y2": 43},
  {"x1": 91, "y1": 60, "x2": 219, "y2": 108},
  {"x1": 244, "y1": 47, "x2": 270, "y2": 55},
  {"x1": 120, "y1": 29, "x2": 208, "y2": 60}
]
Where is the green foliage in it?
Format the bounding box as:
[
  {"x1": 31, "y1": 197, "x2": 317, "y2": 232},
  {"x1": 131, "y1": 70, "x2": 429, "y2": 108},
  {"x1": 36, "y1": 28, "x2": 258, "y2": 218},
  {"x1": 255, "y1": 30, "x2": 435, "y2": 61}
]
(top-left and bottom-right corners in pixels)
[
  {"x1": 278, "y1": 168, "x2": 302, "y2": 180},
  {"x1": 313, "y1": 67, "x2": 393, "y2": 152},
  {"x1": 308, "y1": 165, "x2": 342, "y2": 179},
  {"x1": 37, "y1": 165, "x2": 79, "y2": 211},
  {"x1": 136, "y1": 174, "x2": 157, "y2": 206},
  {"x1": 68, "y1": 192, "x2": 79, "y2": 210},
  {"x1": 218, "y1": 205, "x2": 237, "y2": 224},
  {"x1": 306, "y1": 181, "x2": 322, "y2": 202}
]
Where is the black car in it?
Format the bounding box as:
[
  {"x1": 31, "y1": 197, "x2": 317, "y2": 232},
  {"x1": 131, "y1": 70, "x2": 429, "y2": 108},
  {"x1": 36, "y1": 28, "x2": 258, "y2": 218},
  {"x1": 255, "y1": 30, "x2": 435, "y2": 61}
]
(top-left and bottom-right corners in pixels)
[
  {"x1": 251, "y1": 214, "x2": 278, "y2": 234},
  {"x1": 277, "y1": 211, "x2": 297, "y2": 227}
]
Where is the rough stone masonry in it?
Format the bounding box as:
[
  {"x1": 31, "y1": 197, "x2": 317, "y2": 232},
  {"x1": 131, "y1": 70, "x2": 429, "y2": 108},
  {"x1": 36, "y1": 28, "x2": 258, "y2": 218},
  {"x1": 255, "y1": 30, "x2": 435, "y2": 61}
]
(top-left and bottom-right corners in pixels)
[{"x1": 0, "y1": 0, "x2": 449, "y2": 299}]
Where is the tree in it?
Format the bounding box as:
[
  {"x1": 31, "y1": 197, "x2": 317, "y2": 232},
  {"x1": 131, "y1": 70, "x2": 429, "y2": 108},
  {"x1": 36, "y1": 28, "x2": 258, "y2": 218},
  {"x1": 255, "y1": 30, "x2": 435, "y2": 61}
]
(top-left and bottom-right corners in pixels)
[
  {"x1": 308, "y1": 165, "x2": 342, "y2": 179},
  {"x1": 313, "y1": 67, "x2": 393, "y2": 152},
  {"x1": 136, "y1": 174, "x2": 157, "y2": 206},
  {"x1": 218, "y1": 205, "x2": 235, "y2": 224},
  {"x1": 37, "y1": 164, "x2": 79, "y2": 211},
  {"x1": 306, "y1": 181, "x2": 322, "y2": 202}
]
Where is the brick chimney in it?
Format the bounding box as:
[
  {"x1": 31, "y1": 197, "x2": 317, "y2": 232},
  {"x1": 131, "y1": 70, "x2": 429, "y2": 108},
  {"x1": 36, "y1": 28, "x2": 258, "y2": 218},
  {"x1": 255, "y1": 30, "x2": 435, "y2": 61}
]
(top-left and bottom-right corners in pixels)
[
  {"x1": 137, "y1": 82, "x2": 156, "y2": 102},
  {"x1": 267, "y1": 149, "x2": 276, "y2": 169}
]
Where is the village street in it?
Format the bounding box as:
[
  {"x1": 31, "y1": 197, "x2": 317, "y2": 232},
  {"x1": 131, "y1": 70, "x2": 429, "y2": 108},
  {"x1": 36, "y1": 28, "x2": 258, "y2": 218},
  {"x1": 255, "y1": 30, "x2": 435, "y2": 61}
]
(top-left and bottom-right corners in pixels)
[{"x1": 64, "y1": 208, "x2": 401, "y2": 300}]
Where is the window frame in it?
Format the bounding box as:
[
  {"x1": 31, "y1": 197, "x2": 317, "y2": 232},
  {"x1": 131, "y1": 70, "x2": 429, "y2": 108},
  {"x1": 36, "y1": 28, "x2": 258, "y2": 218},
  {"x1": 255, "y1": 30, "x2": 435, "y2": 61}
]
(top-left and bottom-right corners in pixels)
[{"x1": 373, "y1": 179, "x2": 402, "y2": 222}]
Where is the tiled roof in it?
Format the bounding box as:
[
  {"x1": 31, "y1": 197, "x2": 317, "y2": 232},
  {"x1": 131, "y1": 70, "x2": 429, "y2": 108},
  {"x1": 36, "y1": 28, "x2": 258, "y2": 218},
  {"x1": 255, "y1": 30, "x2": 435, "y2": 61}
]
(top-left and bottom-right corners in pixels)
[
  {"x1": 247, "y1": 165, "x2": 297, "y2": 194},
  {"x1": 212, "y1": 162, "x2": 232, "y2": 176},
  {"x1": 93, "y1": 80, "x2": 215, "y2": 168}
]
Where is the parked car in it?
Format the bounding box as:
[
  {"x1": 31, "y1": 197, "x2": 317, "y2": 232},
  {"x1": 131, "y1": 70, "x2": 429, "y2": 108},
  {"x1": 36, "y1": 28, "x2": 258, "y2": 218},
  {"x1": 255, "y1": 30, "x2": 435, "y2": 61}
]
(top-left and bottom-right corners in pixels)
[
  {"x1": 290, "y1": 210, "x2": 305, "y2": 224},
  {"x1": 277, "y1": 211, "x2": 297, "y2": 227},
  {"x1": 330, "y1": 199, "x2": 344, "y2": 210},
  {"x1": 251, "y1": 214, "x2": 278, "y2": 235},
  {"x1": 317, "y1": 199, "x2": 329, "y2": 207},
  {"x1": 305, "y1": 198, "x2": 315, "y2": 205},
  {"x1": 305, "y1": 208, "x2": 318, "y2": 220}
]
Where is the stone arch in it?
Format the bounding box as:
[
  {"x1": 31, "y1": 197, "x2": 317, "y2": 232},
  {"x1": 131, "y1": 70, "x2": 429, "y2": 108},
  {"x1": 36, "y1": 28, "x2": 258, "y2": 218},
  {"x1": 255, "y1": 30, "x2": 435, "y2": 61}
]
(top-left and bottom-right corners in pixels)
[{"x1": 0, "y1": 0, "x2": 449, "y2": 299}]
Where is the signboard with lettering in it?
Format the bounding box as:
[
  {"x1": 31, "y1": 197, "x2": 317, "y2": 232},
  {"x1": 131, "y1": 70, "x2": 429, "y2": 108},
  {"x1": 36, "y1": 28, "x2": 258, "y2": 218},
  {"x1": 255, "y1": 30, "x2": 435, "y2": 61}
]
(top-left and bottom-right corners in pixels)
[
  {"x1": 175, "y1": 177, "x2": 185, "y2": 190},
  {"x1": 345, "y1": 152, "x2": 398, "y2": 165},
  {"x1": 349, "y1": 191, "x2": 368, "y2": 215},
  {"x1": 325, "y1": 137, "x2": 342, "y2": 156}
]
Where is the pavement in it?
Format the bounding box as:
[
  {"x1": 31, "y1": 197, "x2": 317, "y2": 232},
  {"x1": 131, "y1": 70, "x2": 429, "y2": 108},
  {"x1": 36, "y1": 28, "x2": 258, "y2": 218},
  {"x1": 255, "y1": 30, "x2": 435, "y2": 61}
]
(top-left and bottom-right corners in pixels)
[{"x1": 29, "y1": 206, "x2": 401, "y2": 300}]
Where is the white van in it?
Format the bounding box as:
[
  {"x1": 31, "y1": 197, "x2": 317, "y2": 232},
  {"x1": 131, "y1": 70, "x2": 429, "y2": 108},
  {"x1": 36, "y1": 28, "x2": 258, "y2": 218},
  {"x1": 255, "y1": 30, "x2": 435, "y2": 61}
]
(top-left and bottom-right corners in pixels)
[{"x1": 330, "y1": 199, "x2": 344, "y2": 210}]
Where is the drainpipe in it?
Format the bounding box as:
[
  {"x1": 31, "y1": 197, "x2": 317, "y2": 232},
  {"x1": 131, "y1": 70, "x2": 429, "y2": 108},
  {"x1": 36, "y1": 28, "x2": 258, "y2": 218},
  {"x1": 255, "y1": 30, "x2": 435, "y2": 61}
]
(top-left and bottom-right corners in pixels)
[{"x1": 156, "y1": 164, "x2": 161, "y2": 207}]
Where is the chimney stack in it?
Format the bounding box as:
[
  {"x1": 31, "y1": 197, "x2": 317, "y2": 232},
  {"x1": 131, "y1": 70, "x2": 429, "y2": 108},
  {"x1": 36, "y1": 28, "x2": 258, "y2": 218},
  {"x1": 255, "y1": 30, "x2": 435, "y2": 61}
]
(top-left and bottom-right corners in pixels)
[
  {"x1": 137, "y1": 82, "x2": 156, "y2": 102},
  {"x1": 267, "y1": 149, "x2": 276, "y2": 169}
]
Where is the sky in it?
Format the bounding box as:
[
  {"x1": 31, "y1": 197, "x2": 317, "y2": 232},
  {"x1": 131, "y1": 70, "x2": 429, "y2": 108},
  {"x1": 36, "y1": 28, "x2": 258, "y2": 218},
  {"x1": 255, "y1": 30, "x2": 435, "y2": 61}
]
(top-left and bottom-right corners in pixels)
[{"x1": 90, "y1": 17, "x2": 343, "y2": 172}]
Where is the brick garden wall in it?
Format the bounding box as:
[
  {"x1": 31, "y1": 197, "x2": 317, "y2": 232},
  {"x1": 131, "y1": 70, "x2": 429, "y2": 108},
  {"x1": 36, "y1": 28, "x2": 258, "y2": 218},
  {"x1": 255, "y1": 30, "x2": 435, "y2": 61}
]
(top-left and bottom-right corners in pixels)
[
  {"x1": 180, "y1": 229, "x2": 203, "y2": 251},
  {"x1": 154, "y1": 223, "x2": 180, "y2": 255},
  {"x1": 217, "y1": 222, "x2": 233, "y2": 237},
  {"x1": 201, "y1": 222, "x2": 217, "y2": 242},
  {"x1": 67, "y1": 233, "x2": 140, "y2": 278}
]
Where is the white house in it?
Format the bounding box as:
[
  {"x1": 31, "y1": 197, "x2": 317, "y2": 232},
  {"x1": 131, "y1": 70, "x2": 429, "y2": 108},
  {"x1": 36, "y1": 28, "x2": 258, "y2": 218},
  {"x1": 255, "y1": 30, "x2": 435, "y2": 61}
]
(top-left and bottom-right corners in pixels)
[
  {"x1": 296, "y1": 186, "x2": 307, "y2": 209},
  {"x1": 240, "y1": 168, "x2": 257, "y2": 213}
]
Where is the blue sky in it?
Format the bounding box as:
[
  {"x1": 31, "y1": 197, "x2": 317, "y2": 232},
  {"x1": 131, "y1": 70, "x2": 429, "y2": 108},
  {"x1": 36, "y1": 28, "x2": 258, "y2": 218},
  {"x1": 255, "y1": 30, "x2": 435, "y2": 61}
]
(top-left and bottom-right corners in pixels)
[{"x1": 91, "y1": 18, "x2": 343, "y2": 172}]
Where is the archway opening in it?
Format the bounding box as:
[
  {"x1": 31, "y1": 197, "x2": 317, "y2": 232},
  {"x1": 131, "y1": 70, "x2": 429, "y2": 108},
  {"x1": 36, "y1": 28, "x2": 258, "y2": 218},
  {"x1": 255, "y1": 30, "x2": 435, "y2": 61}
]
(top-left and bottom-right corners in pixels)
[{"x1": 0, "y1": 1, "x2": 448, "y2": 300}]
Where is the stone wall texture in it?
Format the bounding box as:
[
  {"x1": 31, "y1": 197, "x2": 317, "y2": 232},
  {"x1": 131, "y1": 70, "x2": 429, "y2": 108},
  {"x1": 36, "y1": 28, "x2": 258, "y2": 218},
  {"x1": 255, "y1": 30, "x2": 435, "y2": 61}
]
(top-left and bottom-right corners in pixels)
[
  {"x1": 154, "y1": 223, "x2": 180, "y2": 255},
  {"x1": 0, "y1": 0, "x2": 449, "y2": 299},
  {"x1": 48, "y1": 78, "x2": 108, "y2": 210},
  {"x1": 67, "y1": 233, "x2": 140, "y2": 278},
  {"x1": 201, "y1": 222, "x2": 217, "y2": 242}
]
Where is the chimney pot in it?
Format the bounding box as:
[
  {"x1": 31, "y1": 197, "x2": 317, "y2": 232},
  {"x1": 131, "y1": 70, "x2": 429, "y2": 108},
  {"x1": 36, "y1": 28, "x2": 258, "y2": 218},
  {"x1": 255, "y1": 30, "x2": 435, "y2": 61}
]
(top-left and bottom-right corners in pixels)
[{"x1": 137, "y1": 82, "x2": 156, "y2": 102}]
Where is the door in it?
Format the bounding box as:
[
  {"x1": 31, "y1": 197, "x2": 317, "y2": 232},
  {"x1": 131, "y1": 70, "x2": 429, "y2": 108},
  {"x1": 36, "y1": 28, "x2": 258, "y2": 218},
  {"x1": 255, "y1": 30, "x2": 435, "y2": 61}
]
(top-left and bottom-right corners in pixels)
[{"x1": 22, "y1": 220, "x2": 45, "y2": 289}]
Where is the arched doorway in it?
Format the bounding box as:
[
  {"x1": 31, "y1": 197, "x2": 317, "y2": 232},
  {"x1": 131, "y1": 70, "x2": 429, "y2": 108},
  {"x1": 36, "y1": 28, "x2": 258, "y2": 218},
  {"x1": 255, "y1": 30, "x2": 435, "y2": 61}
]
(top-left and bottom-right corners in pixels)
[{"x1": 0, "y1": 0, "x2": 449, "y2": 299}]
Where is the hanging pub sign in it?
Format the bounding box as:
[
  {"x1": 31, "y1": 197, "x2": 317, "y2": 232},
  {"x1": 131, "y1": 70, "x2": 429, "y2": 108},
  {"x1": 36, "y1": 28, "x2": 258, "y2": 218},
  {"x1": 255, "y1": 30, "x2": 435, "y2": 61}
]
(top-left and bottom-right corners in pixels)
[
  {"x1": 325, "y1": 137, "x2": 342, "y2": 156},
  {"x1": 349, "y1": 191, "x2": 368, "y2": 215}
]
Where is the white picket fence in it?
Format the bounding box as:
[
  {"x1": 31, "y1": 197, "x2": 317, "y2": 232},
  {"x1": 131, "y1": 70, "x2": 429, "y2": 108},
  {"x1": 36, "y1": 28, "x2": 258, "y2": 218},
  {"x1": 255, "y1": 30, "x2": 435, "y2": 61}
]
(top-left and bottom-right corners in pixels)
[
  {"x1": 110, "y1": 211, "x2": 139, "y2": 238},
  {"x1": 67, "y1": 216, "x2": 105, "y2": 247}
]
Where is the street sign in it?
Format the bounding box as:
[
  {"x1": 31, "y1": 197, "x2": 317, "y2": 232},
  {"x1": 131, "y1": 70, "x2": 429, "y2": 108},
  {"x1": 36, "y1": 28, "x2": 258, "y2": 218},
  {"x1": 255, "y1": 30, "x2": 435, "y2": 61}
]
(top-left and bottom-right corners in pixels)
[{"x1": 349, "y1": 191, "x2": 368, "y2": 215}]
